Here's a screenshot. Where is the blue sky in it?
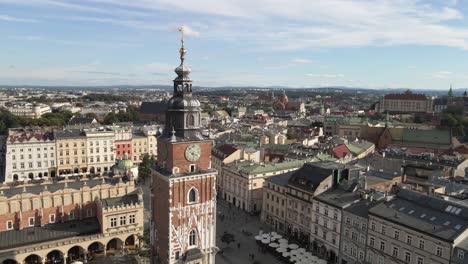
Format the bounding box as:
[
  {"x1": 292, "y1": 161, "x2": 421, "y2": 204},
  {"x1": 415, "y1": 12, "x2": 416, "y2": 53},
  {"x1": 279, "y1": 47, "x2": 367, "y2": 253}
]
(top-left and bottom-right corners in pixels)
[{"x1": 1, "y1": 0, "x2": 468, "y2": 89}]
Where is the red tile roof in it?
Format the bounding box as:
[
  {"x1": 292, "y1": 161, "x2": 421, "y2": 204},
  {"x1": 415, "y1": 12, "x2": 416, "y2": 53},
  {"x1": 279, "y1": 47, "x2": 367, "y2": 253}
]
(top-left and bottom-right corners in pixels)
[
  {"x1": 333, "y1": 144, "x2": 351, "y2": 159},
  {"x1": 384, "y1": 90, "x2": 427, "y2": 101}
]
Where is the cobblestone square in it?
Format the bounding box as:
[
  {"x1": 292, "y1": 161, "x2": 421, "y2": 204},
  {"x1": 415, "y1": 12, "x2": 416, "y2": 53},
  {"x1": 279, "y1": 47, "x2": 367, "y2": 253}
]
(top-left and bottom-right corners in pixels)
[{"x1": 215, "y1": 199, "x2": 282, "y2": 264}]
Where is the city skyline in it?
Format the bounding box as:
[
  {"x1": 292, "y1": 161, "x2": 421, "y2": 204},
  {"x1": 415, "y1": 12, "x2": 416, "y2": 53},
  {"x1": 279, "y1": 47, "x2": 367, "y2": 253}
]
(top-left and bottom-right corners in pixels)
[{"x1": 1, "y1": 0, "x2": 468, "y2": 89}]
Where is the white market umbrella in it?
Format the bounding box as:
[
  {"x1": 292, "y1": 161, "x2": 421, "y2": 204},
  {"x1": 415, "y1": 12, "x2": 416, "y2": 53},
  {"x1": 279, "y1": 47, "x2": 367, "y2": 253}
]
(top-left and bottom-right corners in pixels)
[
  {"x1": 282, "y1": 252, "x2": 291, "y2": 258},
  {"x1": 290, "y1": 249, "x2": 298, "y2": 256},
  {"x1": 297, "y1": 248, "x2": 306, "y2": 253},
  {"x1": 272, "y1": 234, "x2": 282, "y2": 240},
  {"x1": 317, "y1": 259, "x2": 327, "y2": 264},
  {"x1": 271, "y1": 231, "x2": 278, "y2": 236},
  {"x1": 309, "y1": 256, "x2": 318, "y2": 262},
  {"x1": 289, "y1": 256, "x2": 298, "y2": 263},
  {"x1": 278, "y1": 238, "x2": 288, "y2": 244},
  {"x1": 276, "y1": 247, "x2": 287, "y2": 253},
  {"x1": 261, "y1": 238, "x2": 270, "y2": 244},
  {"x1": 289, "y1": 244, "x2": 299, "y2": 249},
  {"x1": 269, "y1": 242, "x2": 280, "y2": 248},
  {"x1": 254, "y1": 235, "x2": 263, "y2": 240}
]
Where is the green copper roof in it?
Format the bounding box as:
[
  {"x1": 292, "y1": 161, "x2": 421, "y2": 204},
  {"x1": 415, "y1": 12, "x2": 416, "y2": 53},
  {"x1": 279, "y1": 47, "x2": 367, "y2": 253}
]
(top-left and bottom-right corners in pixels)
[
  {"x1": 316, "y1": 153, "x2": 337, "y2": 161},
  {"x1": 345, "y1": 143, "x2": 365, "y2": 155},
  {"x1": 118, "y1": 158, "x2": 135, "y2": 170},
  {"x1": 228, "y1": 159, "x2": 305, "y2": 175}
]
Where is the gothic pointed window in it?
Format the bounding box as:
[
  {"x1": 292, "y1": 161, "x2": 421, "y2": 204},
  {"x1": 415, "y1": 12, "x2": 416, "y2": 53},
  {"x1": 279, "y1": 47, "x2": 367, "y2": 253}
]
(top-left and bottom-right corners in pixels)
[
  {"x1": 188, "y1": 188, "x2": 197, "y2": 203},
  {"x1": 189, "y1": 229, "x2": 197, "y2": 246}
]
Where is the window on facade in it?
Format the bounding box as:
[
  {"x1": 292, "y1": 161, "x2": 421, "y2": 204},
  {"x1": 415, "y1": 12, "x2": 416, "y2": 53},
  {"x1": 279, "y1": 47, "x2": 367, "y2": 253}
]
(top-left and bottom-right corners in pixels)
[
  {"x1": 370, "y1": 237, "x2": 375, "y2": 247},
  {"x1": 417, "y1": 257, "x2": 424, "y2": 264},
  {"x1": 110, "y1": 217, "x2": 117, "y2": 227},
  {"x1": 120, "y1": 216, "x2": 126, "y2": 225},
  {"x1": 380, "y1": 241, "x2": 385, "y2": 251},
  {"x1": 381, "y1": 226, "x2": 386, "y2": 235},
  {"x1": 394, "y1": 230, "x2": 400, "y2": 240},
  {"x1": 359, "y1": 251, "x2": 364, "y2": 260},
  {"x1": 69, "y1": 211, "x2": 75, "y2": 220},
  {"x1": 188, "y1": 188, "x2": 197, "y2": 203},
  {"x1": 436, "y1": 247, "x2": 442, "y2": 257},
  {"x1": 6, "y1": 221, "x2": 12, "y2": 230},
  {"x1": 407, "y1": 235, "x2": 412, "y2": 245},
  {"x1": 189, "y1": 230, "x2": 197, "y2": 246},
  {"x1": 49, "y1": 214, "x2": 55, "y2": 223},
  {"x1": 419, "y1": 240, "x2": 424, "y2": 250},
  {"x1": 28, "y1": 217, "x2": 34, "y2": 226},
  {"x1": 371, "y1": 221, "x2": 375, "y2": 230},
  {"x1": 129, "y1": 215, "x2": 135, "y2": 224},
  {"x1": 392, "y1": 247, "x2": 398, "y2": 257},
  {"x1": 405, "y1": 252, "x2": 411, "y2": 263},
  {"x1": 175, "y1": 251, "x2": 180, "y2": 260}
]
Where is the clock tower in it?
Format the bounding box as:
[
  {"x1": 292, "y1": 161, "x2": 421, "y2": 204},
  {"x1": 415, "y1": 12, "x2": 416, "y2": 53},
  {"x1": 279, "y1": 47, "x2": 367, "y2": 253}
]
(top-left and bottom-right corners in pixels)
[{"x1": 151, "y1": 29, "x2": 217, "y2": 264}]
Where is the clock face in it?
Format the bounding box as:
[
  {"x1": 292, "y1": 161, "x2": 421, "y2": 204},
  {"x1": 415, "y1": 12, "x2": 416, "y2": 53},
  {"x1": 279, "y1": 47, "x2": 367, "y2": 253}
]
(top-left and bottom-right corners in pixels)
[
  {"x1": 159, "y1": 143, "x2": 168, "y2": 160},
  {"x1": 185, "y1": 144, "x2": 201, "y2": 162}
]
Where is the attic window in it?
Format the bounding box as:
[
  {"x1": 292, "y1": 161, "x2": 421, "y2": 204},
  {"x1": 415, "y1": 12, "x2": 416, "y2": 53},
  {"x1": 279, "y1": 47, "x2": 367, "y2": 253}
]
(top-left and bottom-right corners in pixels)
[
  {"x1": 455, "y1": 208, "x2": 462, "y2": 215},
  {"x1": 399, "y1": 207, "x2": 405, "y2": 212},
  {"x1": 420, "y1": 214, "x2": 426, "y2": 219},
  {"x1": 389, "y1": 204, "x2": 395, "y2": 208},
  {"x1": 455, "y1": 224, "x2": 462, "y2": 230},
  {"x1": 430, "y1": 216, "x2": 436, "y2": 221},
  {"x1": 443, "y1": 221, "x2": 451, "y2": 226},
  {"x1": 408, "y1": 210, "x2": 414, "y2": 214},
  {"x1": 445, "y1": 205, "x2": 453, "y2": 212}
]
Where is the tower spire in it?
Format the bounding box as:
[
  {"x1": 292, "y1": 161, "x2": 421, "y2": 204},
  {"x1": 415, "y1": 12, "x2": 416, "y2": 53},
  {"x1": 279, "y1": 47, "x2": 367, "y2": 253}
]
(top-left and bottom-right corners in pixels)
[{"x1": 178, "y1": 27, "x2": 186, "y2": 64}]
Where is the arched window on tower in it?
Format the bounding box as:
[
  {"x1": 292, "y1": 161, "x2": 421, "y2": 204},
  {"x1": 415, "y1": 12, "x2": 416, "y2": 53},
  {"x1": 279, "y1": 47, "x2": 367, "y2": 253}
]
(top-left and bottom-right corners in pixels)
[
  {"x1": 188, "y1": 187, "x2": 198, "y2": 203},
  {"x1": 187, "y1": 114, "x2": 195, "y2": 127},
  {"x1": 189, "y1": 229, "x2": 197, "y2": 246}
]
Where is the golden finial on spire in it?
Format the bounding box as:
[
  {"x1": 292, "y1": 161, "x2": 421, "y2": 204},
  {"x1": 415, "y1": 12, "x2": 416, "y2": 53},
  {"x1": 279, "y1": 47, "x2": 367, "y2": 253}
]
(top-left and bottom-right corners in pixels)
[{"x1": 178, "y1": 26, "x2": 186, "y2": 63}]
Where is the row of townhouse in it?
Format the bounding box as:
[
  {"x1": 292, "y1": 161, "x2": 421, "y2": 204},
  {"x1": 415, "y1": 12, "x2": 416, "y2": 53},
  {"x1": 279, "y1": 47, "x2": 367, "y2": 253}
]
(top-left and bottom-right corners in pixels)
[
  {"x1": 2, "y1": 126, "x2": 157, "y2": 183},
  {"x1": 261, "y1": 161, "x2": 468, "y2": 264}
]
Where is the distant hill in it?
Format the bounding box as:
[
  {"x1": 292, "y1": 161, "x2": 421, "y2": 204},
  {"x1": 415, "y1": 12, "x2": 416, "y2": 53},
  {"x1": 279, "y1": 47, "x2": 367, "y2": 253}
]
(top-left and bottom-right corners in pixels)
[{"x1": 0, "y1": 84, "x2": 466, "y2": 95}]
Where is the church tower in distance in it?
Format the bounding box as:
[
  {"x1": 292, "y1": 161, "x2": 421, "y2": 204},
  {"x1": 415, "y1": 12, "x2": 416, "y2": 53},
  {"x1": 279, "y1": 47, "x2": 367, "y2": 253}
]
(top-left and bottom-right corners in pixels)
[{"x1": 150, "y1": 30, "x2": 217, "y2": 264}]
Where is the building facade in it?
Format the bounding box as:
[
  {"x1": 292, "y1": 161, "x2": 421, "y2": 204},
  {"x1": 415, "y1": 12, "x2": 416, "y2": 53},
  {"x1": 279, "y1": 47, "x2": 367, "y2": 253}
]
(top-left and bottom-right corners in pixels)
[
  {"x1": 84, "y1": 128, "x2": 115, "y2": 175},
  {"x1": 55, "y1": 130, "x2": 88, "y2": 176},
  {"x1": 0, "y1": 177, "x2": 144, "y2": 264},
  {"x1": 5, "y1": 128, "x2": 56, "y2": 182},
  {"x1": 7, "y1": 102, "x2": 51, "y2": 118},
  {"x1": 113, "y1": 126, "x2": 133, "y2": 160},
  {"x1": 377, "y1": 90, "x2": 433, "y2": 113},
  {"x1": 150, "y1": 38, "x2": 217, "y2": 264},
  {"x1": 223, "y1": 160, "x2": 303, "y2": 213},
  {"x1": 367, "y1": 189, "x2": 468, "y2": 264}
]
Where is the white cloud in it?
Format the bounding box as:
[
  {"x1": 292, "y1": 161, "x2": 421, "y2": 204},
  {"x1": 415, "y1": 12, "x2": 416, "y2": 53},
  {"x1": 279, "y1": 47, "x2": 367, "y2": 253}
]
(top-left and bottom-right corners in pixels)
[
  {"x1": 431, "y1": 71, "x2": 453, "y2": 79},
  {"x1": 305, "y1": 73, "x2": 344, "y2": 78},
  {"x1": 290, "y1": 58, "x2": 313, "y2": 64},
  {"x1": 179, "y1": 25, "x2": 200, "y2": 37},
  {"x1": 0, "y1": 15, "x2": 39, "y2": 23},
  {"x1": 7, "y1": 0, "x2": 468, "y2": 50}
]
